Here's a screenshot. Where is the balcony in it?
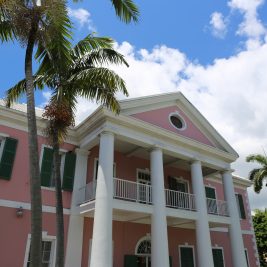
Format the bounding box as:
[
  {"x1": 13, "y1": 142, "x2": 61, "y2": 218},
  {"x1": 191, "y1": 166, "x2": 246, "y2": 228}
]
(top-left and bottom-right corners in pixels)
[{"x1": 78, "y1": 178, "x2": 229, "y2": 217}]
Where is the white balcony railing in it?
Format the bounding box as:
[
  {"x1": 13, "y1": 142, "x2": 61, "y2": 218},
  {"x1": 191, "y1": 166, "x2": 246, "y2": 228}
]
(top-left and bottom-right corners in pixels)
[
  {"x1": 206, "y1": 198, "x2": 229, "y2": 217},
  {"x1": 78, "y1": 180, "x2": 97, "y2": 204},
  {"x1": 113, "y1": 178, "x2": 152, "y2": 204},
  {"x1": 165, "y1": 189, "x2": 196, "y2": 211},
  {"x1": 78, "y1": 179, "x2": 229, "y2": 217}
]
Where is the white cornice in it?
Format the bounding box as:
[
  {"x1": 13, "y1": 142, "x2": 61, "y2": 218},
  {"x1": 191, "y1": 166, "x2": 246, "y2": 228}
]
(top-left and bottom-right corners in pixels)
[{"x1": 0, "y1": 105, "x2": 78, "y2": 145}]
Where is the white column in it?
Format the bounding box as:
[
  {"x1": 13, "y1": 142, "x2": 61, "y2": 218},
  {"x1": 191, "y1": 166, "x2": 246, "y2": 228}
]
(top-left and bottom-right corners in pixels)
[
  {"x1": 191, "y1": 160, "x2": 214, "y2": 267},
  {"x1": 65, "y1": 148, "x2": 89, "y2": 267},
  {"x1": 150, "y1": 148, "x2": 170, "y2": 267},
  {"x1": 222, "y1": 170, "x2": 247, "y2": 267},
  {"x1": 90, "y1": 132, "x2": 114, "y2": 267}
]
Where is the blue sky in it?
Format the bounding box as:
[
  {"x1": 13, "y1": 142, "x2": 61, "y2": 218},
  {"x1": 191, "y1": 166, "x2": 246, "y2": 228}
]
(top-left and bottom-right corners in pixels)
[{"x1": 1, "y1": 0, "x2": 267, "y2": 209}]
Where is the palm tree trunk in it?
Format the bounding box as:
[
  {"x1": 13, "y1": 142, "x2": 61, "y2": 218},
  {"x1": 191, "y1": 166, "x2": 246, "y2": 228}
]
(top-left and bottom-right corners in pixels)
[
  {"x1": 25, "y1": 14, "x2": 42, "y2": 267},
  {"x1": 52, "y1": 128, "x2": 65, "y2": 267}
]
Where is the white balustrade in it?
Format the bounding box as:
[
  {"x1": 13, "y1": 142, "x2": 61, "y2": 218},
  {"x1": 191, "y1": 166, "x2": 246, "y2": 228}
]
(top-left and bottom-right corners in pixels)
[
  {"x1": 78, "y1": 178, "x2": 229, "y2": 217},
  {"x1": 165, "y1": 189, "x2": 196, "y2": 211},
  {"x1": 78, "y1": 180, "x2": 97, "y2": 204},
  {"x1": 206, "y1": 198, "x2": 229, "y2": 216},
  {"x1": 113, "y1": 178, "x2": 152, "y2": 204}
]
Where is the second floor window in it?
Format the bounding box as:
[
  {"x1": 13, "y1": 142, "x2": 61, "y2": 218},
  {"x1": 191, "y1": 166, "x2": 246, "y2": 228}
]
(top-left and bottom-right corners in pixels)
[
  {"x1": 0, "y1": 136, "x2": 18, "y2": 181},
  {"x1": 40, "y1": 146, "x2": 76, "y2": 191},
  {"x1": 235, "y1": 193, "x2": 246, "y2": 219}
]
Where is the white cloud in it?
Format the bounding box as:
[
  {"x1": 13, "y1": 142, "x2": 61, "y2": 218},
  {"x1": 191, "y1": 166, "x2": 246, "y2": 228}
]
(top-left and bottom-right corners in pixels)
[
  {"x1": 228, "y1": 0, "x2": 266, "y2": 48},
  {"x1": 68, "y1": 7, "x2": 96, "y2": 32},
  {"x1": 210, "y1": 12, "x2": 228, "y2": 38},
  {"x1": 40, "y1": 91, "x2": 51, "y2": 107}
]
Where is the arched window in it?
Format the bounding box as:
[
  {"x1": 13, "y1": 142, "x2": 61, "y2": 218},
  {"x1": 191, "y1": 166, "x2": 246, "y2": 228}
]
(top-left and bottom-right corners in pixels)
[{"x1": 135, "y1": 237, "x2": 151, "y2": 256}]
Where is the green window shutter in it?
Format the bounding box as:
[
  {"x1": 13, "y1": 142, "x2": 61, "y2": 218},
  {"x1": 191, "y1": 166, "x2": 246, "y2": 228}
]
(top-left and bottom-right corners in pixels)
[
  {"x1": 205, "y1": 187, "x2": 216, "y2": 199},
  {"x1": 168, "y1": 176, "x2": 177, "y2": 190},
  {"x1": 0, "y1": 137, "x2": 18, "y2": 180},
  {"x1": 212, "y1": 249, "x2": 224, "y2": 267},
  {"x1": 62, "y1": 152, "x2": 76, "y2": 191},
  {"x1": 40, "y1": 147, "x2": 53, "y2": 187},
  {"x1": 237, "y1": 194, "x2": 246, "y2": 219},
  {"x1": 124, "y1": 255, "x2": 138, "y2": 267},
  {"x1": 169, "y1": 256, "x2": 172, "y2": 267},
  {"x1": 180, "y1": 247, "x2": 194, "y2": 267}
]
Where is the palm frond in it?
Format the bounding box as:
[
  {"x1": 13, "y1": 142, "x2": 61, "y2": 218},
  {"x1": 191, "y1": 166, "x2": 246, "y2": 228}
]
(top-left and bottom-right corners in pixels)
[
  {"x1": 110, "y1": 0, "x2": 139, "y2": 23},
  {"x1": 5, "y1": 79, "x2": 26, "y2": 107},
  {"x1": 246, "y1": 154, "x2": 267, "y2": 166},
  {"x1": 69, "y1": 67, "x2": 129, "y2": 97},
  {"x1": 0, "y1": 20, "x2": 15, "y2": 42},
  {"x1": 5, "y1": 75, "x2": 46, "y2": 107},
  {"x1": 253, "y1": 169, "x2": 267, "y2": 193},
  {"x1": 35, "y1": 0, "x2": 72, "y2": 74},
  {"x1": 72, "y1": 35, "x2": 114, "y2": 58},
  {"x1": 75, "y1": 48, "x2": 129, "y2": 69}
]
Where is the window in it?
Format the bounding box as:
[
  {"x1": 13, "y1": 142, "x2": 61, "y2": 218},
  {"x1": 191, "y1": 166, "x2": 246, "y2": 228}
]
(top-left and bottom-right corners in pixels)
[
  {"x1": 40, "y1": 146, "x2": 76, "y2": 191},
  {"x1": 212, "y1": 248, "x2": 225, "y2": 267},
  {"x1": 168, "y1": 176, "x2": 189, "y2": 193},
  {"x1": 137, "y1": 169, "x2": 151, "y2": 184},
  {"x1": 235, "y1": 193, "x2": 246, "y2": 219},
  {"x1": 205, "y1": 186, "x2": 218, "y2": 214},
  {"x1": 27, "y1": 241, "x2": 54, "y2": 267},
  {"x1": 0, "y1": 136, "x2": 18, "y2": 180},
  {"x1": 169, "y1": 112, "x2": 186, "y2": 131},
  {"x1": 179, "y1": 246, "x2": 195, "y2": 267},
  {"x1": 93, "y1": 158, "x2": 116, "y2": 180}
]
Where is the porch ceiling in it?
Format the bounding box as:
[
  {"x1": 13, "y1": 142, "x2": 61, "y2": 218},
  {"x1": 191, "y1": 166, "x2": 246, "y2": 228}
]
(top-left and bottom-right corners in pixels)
[{"x1": 114, "y1": 139, "x2": 218, "y2": 176}]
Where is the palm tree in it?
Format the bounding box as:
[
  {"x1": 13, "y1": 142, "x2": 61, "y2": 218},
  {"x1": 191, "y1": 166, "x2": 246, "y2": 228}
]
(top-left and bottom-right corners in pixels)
[
  {"x1": 246, "y1": 154, "x2": 267, "y2": 193},
  {"x1": 6, "y1": 35, "x2": 129, "y2": 267},
  {"x1": 0, "y1": 1, "x2": 72, "y2": 266}
]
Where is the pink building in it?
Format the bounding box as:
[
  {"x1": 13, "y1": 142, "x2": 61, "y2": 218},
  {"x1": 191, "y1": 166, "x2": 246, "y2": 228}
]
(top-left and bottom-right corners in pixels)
[{"x1": 0, "y1": 92, "x2": 260, "y2": 267}]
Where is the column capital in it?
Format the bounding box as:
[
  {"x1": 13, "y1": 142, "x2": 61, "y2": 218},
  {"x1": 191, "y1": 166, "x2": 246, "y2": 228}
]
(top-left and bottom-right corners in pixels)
[
  {"x1": 221, "y1": 169, "x2": 234, "y2": 176},
  {"x1": 190, "y1": 158, "x2": 201, "y2": 165},
  {"x1": 100, "y1": 131, "x2": 114, "y2": 137},
  {"x1": 75, "y1": 148, "x2": 90, "y2": 156},
  {"x1": 149, "y1": 145, "x2": 162, "y2": 153}
]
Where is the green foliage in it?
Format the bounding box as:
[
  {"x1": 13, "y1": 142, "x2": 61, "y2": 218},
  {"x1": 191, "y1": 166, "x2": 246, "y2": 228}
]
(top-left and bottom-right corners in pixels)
[
  {"x1": 72, "y1": 0, "x2": 139, "y2": 24},
  {"x1": 246, "y1": 154, "x2": 267, "y2": 193},
  {"x1": 253, "y1": 209, "x2": 267, "y2": 266}
]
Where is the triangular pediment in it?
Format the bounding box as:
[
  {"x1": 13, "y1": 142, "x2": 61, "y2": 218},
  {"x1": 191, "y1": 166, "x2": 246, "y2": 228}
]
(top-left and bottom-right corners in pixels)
[{"x1": 119, "y1": 92, "x2": 238, "y2": 157}]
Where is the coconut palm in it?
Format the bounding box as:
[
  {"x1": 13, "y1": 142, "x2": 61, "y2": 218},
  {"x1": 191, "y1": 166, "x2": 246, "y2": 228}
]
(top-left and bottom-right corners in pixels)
[
  {"x1": 0, "y1": 1, "x2": 72, "y2": 266},
  {"x1": 246, "y1": 154, "x2": 267, "y2": 193},
  {"x1": 6, "y1": 35, "x2": 129, "y2": 267}
]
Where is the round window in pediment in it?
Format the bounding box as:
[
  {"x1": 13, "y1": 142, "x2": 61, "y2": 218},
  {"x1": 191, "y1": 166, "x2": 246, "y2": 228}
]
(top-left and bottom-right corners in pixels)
[{"x1": 169, "y1": 113, "x2": 186, "y2": 131}]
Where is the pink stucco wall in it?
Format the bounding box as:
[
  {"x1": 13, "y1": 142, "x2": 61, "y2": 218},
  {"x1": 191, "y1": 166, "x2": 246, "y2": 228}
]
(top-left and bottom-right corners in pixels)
[
  {"x1": 0, "y1": 125, "x2": 75, "y2": 208},
  {"x1": 82, "y1": 219, "x2": 257, "y2": 267},
  {"x1": 0, "y1": 206, "x2": 69, "y2": 267},
  {"x1": 131, "y1": 106, "x2": 215, "y2": 147}
]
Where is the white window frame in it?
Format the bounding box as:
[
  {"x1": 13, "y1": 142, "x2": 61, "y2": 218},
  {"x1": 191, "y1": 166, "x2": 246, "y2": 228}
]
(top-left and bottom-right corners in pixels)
[
  {"x1": 93, "y1": 158, "x2": 116, "y2": 181},
  {"x1": 205, "y1": 185, "x2": 217, "y2": 199},
  {"x1": 23, "y1": 232, "x2": 56, "y2": 267},
  {"x1": 39, "y1": 144, "x2": 68, "y2": 189},
  {"x1": 212, "y1": 246, "x2": 225, "y2": 267},
  {"x1": 135, "y1": 236, "x2": 151, "y2": 256},
  {"x1": 136, "y1": 168, "x2": 151, "y2": 184},
  {"x1": 179, "y1": 245, "x2": 196, "y2": 267},
  {"x1": 0, "y1": 133, "x2": 9, "y2": 163},
  {"x1": 244, "y1": 248, "x2": 250, "y2": 267}
]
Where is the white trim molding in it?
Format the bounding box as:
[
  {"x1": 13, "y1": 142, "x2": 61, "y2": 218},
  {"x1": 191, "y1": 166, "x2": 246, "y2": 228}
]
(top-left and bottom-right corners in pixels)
[{"x1": 0, "y1": 199, "x2": 70, "y2": 215}]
